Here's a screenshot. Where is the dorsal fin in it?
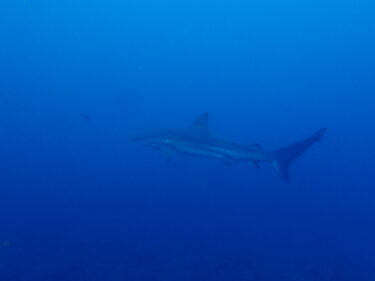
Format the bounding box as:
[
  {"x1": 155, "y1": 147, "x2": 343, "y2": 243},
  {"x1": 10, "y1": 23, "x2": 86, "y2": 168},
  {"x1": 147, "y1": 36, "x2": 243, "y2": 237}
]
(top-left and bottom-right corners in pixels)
[{"x1": 191, "y1": 112, "x2": 209, "y2": 133}]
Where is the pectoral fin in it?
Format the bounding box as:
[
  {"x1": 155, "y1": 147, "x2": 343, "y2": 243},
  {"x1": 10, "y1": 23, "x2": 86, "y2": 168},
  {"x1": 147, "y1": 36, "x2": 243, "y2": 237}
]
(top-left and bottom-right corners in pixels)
[{"x1": 161, "y1": 146, "x2": 176, "y2": 162}]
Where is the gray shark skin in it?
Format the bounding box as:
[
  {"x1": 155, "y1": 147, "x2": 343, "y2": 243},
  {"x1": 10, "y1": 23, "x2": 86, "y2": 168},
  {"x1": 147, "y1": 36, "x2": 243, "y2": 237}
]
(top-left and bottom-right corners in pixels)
[{"x1": 130, "y1": 112, "x2": 326, "y2": 183}]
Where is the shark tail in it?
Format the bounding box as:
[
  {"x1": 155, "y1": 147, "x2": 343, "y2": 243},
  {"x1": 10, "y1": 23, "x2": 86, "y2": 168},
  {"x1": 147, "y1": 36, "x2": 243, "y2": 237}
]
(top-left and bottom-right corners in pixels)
[{"x1": 271, "y1": 128, "x2": 327, "y2": 183}]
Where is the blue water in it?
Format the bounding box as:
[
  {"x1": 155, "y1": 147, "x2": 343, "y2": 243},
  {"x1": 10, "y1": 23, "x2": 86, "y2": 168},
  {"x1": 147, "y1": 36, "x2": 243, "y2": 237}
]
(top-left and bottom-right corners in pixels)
[{"x1": 1, "y1": 0, "x2": 375, "y2": 280}]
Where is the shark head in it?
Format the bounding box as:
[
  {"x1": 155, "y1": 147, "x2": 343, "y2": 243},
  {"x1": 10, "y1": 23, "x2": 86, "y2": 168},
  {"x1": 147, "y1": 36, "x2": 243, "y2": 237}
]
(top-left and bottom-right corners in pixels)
[
  {"x1": 129, "y1": 113, "x2": 209, "y2": 149},
  {"x1": 129, "y1": 130, "x2": 173, "y2": 148}
]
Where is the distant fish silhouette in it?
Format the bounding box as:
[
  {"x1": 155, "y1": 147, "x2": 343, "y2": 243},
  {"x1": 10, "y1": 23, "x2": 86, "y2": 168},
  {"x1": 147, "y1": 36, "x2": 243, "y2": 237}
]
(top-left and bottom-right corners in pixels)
[
  {"x1": 79, "y1": 113, "x2": 92, "y2": 121},
  {"x1": 2, "y1": 240, "x2": 11, "y2": 248}
]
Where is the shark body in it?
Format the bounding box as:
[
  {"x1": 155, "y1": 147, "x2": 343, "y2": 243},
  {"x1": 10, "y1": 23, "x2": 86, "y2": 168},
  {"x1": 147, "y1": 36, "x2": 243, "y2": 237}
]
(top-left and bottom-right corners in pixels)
[{"x1": 130, "y1": 113, "x2": 326, "y2": 183}]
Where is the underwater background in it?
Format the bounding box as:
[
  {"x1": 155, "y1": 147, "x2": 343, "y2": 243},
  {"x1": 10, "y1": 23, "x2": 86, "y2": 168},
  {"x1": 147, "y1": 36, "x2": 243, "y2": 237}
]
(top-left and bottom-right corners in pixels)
[{"x1": 1, "y1": 0, "x2": 375, "y2": 280}]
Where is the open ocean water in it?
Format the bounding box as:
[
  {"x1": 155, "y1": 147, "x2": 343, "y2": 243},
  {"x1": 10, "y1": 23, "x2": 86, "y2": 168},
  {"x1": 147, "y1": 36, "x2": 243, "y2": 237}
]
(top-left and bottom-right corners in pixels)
[{"x1": 1, "y1": 0, "x2": 375, "y2": 280}]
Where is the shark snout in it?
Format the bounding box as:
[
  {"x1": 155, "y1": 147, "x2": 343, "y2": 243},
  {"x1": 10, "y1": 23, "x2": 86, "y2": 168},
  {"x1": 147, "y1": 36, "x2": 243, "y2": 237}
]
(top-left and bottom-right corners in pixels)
[{"x1": 129, "y1": 133, "x2": 161, "y2": 148}]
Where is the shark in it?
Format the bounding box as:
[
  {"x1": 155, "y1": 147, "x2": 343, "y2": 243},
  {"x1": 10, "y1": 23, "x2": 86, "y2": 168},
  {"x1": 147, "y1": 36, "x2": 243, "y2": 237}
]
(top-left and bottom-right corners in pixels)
[{"x1": 130, "y1": 113, "x2": 326, "y2": 183}]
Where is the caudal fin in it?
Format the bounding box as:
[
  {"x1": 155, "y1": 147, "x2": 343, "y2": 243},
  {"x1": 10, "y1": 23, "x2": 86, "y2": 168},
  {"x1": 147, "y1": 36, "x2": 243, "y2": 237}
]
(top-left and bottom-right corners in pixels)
[{"x1": 272, "y1": 128, "x2": 327, "y2": 183}]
